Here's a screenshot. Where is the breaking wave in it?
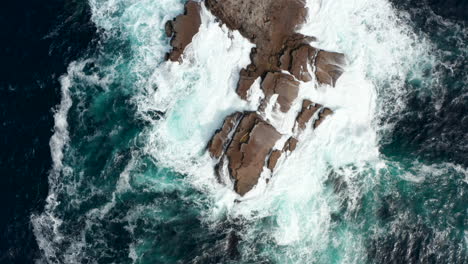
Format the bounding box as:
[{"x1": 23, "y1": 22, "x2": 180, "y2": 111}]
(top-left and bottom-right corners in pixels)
[{"x1": 32, "y1": 0, "x2": 467, "y2": 263}]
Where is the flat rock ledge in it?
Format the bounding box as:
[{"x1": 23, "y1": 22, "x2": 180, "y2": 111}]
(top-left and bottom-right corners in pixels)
[
  {"x1": 166, "y1": 0, "x2": 345, "y2": 196},
  {"x1": 165, "y1": 1, "x2": 201, "y2": 62}
]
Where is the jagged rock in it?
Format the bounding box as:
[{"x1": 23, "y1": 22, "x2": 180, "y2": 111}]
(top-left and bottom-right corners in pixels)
[
  {"x1": 283, "y1": 137, "x2": 298, "y2": 152},
  {"x1": 290, "y1": 45, "x2": 315, "y2": 82},
  {"x1": 313, "y1": 108, "x2": 333, "y2": 129},
  {"x1": 267, "y1": 150, "x2": 282, "y2": 171},
  {"x1": 205, "y1": 0, "x2": 307, "y2": 47},
  {"x1": 205, "y1": 0, "x2": 308, "y2": 99},
  {"x1": 281, "y1": 44, "x2": 346, "y2": 86},
  {"x1": 207, "y1": 112, "x2": 243, "y2": 159},
  {"x1": 237, "y1": 72, "x2": 258, "y2": 99},
  {"x1": 266, "y1": 137, "x2": 297, "y2": 171},
  {"x1": 224, "y1": 113, "x2": 282, "y2": 195},
  {"x1": 296, "y1": 100, "x2": 322, "y2": 130},
  {"x1": 260, "y1": 72, "x2": 300, "y2": 113},
  {"x1": 315, "y1": 50, "x2": 345, "y2": 86},
  {"x1": 165, "y1": 1, "x2": 201, "y2": 62},
  {"x1": 199, "y1": 0, "x2": 341, "y2": 196}
]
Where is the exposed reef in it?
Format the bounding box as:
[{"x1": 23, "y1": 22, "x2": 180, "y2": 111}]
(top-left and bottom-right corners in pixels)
[
  {"x1": 166, "y1": 0, "x2": 345, "y2": 196},
  {"x1": 165, "y1": 1, "x2": 201, "y2": 62}
]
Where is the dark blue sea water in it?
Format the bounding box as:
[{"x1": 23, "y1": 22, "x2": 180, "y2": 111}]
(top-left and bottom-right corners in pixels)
[
  {"x1": 0, "y1": 0, "x2": 96, "y2": 262},
  {"x1": 0, "y1": 0, "x2": 466, "y2": 263}
]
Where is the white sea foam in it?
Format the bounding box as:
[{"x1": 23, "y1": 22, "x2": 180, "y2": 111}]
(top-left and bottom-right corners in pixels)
[
  {"x1": 34, "y1": 0, "x2": 451, "y2": 262},
  {"x1": 140, "y1": 5, "x2": 255, "y2": 198},
  {"x1": 139, "y1": 0, "x2": 438, "y2": 262},
  {"x1": 129, "y1": 1, "x2": 437, "y2": 261}
]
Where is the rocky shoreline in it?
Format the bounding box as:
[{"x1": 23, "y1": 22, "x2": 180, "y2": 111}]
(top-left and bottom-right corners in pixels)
[{"x1": 166, "y1": 0, "x2": 345, "y2": 196}]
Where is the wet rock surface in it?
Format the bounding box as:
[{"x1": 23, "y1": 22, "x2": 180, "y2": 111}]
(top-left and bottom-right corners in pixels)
[
  {"x1": 314, "y1": 108, "x2": 334, "y2": 129},
  {"x1": 165, "y1": 1, "x2": 201, "y2": 62},
  {"x1": 315, "y1": 50, "x2": 346, "y2": 86},
  {"x1": 208, "y1": 113, "x2": 282, "y2": 195},
  {"x1": 167, "y1": 0, "x2": 342, "y2": 196},
  {"x1": 209, "y1": 113, "x2": 281, "y2": 196},
  {"x1": 296, "y1": 100, "x2": 322, "y2": 130},
  {"x1": 208, "y1": 112, "x2": 243, "y2": 159},
  {"x1": 260, "y1": 72, "x2": 300, "y2": 113},
  {"x1": 205, "y1": 0, "x2": 345, "y2": 98},
  {"x1": 267, "y1": 150, "x2": 282, "y2": 171}
]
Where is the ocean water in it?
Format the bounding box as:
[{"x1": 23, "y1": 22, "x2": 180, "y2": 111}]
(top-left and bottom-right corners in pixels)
[{"x1": 2, "y1": 0, "x2": 466, "y2": 263}]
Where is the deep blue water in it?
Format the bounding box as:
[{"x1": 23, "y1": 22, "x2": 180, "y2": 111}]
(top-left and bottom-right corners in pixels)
[
  {"x1": 0, "y1": 0, "x2": 96, "y2": 262},
  {"x1": 0, "y1": 0, "x2": 466, "y2": 263}
]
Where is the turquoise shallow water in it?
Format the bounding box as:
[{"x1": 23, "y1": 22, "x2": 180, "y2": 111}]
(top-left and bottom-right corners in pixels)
[{"x1": 29, "y1": 0, "x2": 467, "y2": 263}]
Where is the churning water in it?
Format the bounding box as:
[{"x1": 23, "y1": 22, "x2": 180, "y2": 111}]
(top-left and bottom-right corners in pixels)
[{"x1": 31, "y1": 0, "x2": 467, "y2": 263}]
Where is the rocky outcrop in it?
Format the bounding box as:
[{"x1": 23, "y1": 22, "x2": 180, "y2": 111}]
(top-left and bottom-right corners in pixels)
[
  {"x1": 205, "y1": 0, "x2": 345, "y2": 99},
  {"x1": 208, "y1": 112, "x2": 281, "y2": 195},
  {"x1": 266, "y1": 137, "x2": 297, "y2": 171},
  {"x1": 166, "y1": 0, "x2": 342, "y2": 196},
  {"x1": 165, "y1": 1, "x2": 201, "y2": 62}
]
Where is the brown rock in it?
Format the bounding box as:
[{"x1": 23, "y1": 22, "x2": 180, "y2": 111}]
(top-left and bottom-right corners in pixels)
[
  {"x1": 315, "y1": 50, "x2": 345, "y2": 86},
  {"x1": 203, "y1": 0, "x2": 343, "y2": 197},
  {"x1": 289, "y1": 45, "x2": 314, "y2": 82},
  {"x1": 283, "y1": 137, "x2": 298, "y2": 152},
  {"x1": 225, "y1": 113, "x2": 282, "y2": 195},
  {"x1": 207, "y1": 112, "x2": 243, "y2": 158},
  {"x1": 260, "y1": 72, "x2": 300, "y2": 113},
  {"x1": 237, "y1": 72, "x2": 258, "y2": 99},
  {"x1": 267, "y1": 150, "x2": 282, "y2": 171},
  {"x1": 205, "y1": 0, "x2": 308, "y2": 98},
  {"x1": 205, "y1": 0, "x2": 345, "y2": 97},
  {"x1": 296, "y1": 100, "x2": 322, "y2": 130},
  {"x1": 313, "y1": 108, "x2": 333, "y2": 129},
  {"x1": 166, "y1": 1, "x2": 201, "y2": 62}
]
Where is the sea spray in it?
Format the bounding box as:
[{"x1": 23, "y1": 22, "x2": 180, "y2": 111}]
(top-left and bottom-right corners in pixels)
[{"x1": 32, "y1": 0, "x2": 467, "y2": 263}]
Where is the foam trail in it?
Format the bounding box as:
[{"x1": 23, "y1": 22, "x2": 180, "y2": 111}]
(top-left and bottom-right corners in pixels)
[{"x1": 31, "y1": 63, "x2": 76, "y2": 263}]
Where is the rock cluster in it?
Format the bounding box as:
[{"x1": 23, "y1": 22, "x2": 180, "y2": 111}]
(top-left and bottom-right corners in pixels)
[{"x1": 166, "y1": 0, "x2": 345, "y2": 196}]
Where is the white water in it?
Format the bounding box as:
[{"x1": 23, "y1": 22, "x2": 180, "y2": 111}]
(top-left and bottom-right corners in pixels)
[
  {"x1": 138, "y1": 0, "x2": 436, "y2": 262},
  {"x1": 33, "y1": 0, "x2": 443, "y2": 262}
]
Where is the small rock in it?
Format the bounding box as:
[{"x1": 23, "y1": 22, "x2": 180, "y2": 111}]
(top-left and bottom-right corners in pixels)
[
  {"x1": 166, "y1": 1, "x2": 201, "y2": 62},
  {"x1": 267, "y1": 150, "x2": 282, "y2": 171},
  {"x1": 313, "y1": 108, "x2": 333, "y2": 129},
  {"x1": 296, "y1": 99, "x2": 321, "y2": 130}
]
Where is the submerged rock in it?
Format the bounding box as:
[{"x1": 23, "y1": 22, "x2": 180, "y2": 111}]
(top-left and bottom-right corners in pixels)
[{"x1": 165, "y1": 1, "x2": 201, "y2": 62}]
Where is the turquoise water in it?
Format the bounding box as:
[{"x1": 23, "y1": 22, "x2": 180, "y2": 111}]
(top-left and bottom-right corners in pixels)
[{"x1": 32, "y1": 0, "x2": 467, "y2": 263}]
